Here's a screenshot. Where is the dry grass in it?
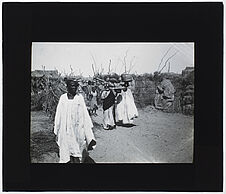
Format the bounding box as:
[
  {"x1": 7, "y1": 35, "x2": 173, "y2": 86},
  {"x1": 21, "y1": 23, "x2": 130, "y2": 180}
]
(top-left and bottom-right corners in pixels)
[{"x1": 30, "y1": 130, "x2": 58, "y2": 162}]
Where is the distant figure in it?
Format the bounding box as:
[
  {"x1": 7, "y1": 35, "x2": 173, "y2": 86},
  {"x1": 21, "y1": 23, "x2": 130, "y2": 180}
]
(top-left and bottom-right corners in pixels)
[
  {"x1": 90, "y1": 86, "x2": 98, "y2": 116},
  {"x1": 87, "y1": 80, "x2": 93, "y2": 101},
  {"x1": 154, "y1": 88, "x2": 164, "y2": 109},
  {"x1": 54, "y1": 78, "x2": 96, "y2": 163},
  {"x1": 101, "y1": 83, "x2": 116, "y2": 130},
  {"x1": 155, "y1": 77, "x2": 175, "y2": 110},
  {"x1": 115, "y1": 82, "x2": 138, "y2": 126}
]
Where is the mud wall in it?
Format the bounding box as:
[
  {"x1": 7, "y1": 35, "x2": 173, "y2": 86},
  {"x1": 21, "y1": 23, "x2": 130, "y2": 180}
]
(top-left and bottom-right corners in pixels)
[{"x1": 132, "y1": 71, "x2": 194, "y2": 115}]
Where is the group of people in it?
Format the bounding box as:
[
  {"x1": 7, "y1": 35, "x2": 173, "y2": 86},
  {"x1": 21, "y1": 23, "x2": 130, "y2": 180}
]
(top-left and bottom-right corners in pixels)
[
  {"x1": 82, "y1": 77, "x2": 139, "y2": 130},
  {"x1": 53, "y1": 74, "x2": 176, "y2": 163},
  {"x1": 85, "y1": 82, "x2": 99, "y2": 116},
  {"x1": 101, "y1": 81, "x2": 138, "y2": 130},
  {"x1": 53, "y1": 76, "x2": 138, "y2": 163}
]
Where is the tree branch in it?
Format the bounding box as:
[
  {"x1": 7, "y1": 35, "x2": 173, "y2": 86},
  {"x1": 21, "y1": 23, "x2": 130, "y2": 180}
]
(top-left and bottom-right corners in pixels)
[
  {"x1": 157, "y1": 46, "x2": 173, "y2": 72},
  {"x1": 123, "y1": 49, "x2": 129, "y2": 73},
  {"x1": 108, "y1": 59, "x2": 111, "y2": 74},
  {"x1": 91, "y1": 64, "x2": 95, "y2": 76},
  {"x1": 159, "y1": 51, "x2": 178, "y2": 73},
  {"x1": 128, "y1": 56, "x2": 136, "y2": 73},
  {"x1": 70, "y1": 65, "x2": 74, "y2": 76},
  {"x1": 90, "y1": 52, "x2": 97, "y2": 75}
]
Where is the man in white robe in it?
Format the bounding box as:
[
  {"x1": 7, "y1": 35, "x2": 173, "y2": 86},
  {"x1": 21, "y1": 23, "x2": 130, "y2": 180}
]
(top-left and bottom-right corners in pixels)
[
  {"x1": 54, "y1": 78, "x2": 96, "y2": 163},
  {"x1": 115, "y1": 82, "x2": 138, "y2": 125}
]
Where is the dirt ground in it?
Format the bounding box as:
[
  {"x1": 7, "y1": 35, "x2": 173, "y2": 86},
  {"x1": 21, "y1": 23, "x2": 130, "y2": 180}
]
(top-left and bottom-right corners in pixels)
[{"x1": 30, "y1": 106, "x2": 194, "y2": 163}]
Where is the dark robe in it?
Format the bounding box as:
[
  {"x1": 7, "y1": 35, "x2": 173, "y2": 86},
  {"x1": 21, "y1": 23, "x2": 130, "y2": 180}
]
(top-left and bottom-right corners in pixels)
[{"x1": 103, "y1": 90, "x2": 115, "y2": 111}]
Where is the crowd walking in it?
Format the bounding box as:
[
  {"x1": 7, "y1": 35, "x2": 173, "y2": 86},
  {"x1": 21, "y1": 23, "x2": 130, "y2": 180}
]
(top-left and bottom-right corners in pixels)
[{"x1": 53, "y1": 74, "x2": 139, "y2": 163}]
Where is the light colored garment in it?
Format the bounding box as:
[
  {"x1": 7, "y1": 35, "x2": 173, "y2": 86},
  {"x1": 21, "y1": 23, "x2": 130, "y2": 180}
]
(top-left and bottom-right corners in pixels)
[
  {"x1": 90, "y1": 90, "x2": 97, "y2": 109},
  {"x1": 103, "y1": 106, "x2": 115, "y2": 129},
  {"x1": 115, "y1": 93, "x2": 124, "y2": 122},
  {"x1": 54, "y1": 93, "x2": 95, "y2": 163},
  {"x1": 101, "y1": 90, "x2": 115, "y2": 129},
  {"x1": 115, "y1": 89, "x2": 138, "y2": 124}
]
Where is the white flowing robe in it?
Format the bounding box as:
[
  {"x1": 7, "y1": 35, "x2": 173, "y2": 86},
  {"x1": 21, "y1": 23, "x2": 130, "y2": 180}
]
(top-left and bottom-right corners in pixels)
[
  {"x1": 90, "y1": 90, "x2": 97, "y2": 110},
  {"x1": 101, "y1": 90, "x2": 115, "y2": 129},
  {"x1": 54, "y1": 93, "x2": 95, "y2": 163},
  {"x1": 116, "y1": 89, "x2": 138, "y2": 124}
]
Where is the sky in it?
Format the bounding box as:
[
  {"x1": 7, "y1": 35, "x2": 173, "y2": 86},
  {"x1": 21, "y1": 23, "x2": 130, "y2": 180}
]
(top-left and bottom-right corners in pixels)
[{"x1": 32, "y1": 42, "x2": 194, "y2": 77}]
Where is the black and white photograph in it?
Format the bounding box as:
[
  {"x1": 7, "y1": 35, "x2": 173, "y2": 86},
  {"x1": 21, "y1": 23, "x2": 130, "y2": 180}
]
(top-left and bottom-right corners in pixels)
[
  {"x1": 3, "y1": 2, "x2": 223, "y2": 191},
  {"x1": 30, "y1": 42, "x2": 194, "y2": 163}
]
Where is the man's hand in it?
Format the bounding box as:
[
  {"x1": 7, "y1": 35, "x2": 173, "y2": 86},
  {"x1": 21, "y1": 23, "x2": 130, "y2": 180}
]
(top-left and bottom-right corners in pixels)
[{"x1": 87, "y1": 139, "x2": 96, "y2": 151}]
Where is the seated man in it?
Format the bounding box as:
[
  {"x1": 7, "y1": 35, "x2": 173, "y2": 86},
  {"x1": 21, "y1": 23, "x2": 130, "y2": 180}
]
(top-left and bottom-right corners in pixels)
[{"x1": 155, "y1": 77, "x2": 175, "y2": 110}]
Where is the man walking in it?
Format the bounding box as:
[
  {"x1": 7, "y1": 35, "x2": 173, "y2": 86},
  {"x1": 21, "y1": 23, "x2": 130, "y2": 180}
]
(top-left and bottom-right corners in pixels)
[{"x1": 54, "y1": 77, "x2": 96, "y2": 163}]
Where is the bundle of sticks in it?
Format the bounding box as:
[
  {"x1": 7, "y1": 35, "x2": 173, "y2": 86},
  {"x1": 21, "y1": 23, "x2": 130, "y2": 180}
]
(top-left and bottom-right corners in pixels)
[{"x1": 93, "y1": 77, "x2": 126, "y2": 91}]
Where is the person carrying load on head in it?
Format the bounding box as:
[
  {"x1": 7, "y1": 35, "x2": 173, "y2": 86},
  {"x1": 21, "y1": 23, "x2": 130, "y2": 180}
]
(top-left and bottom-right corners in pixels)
[
  {"x1": 115, "y1": 74, "x2": 138, "y2": 126},
  {"x1": 101, "y1": 82, "x2": 116, "y2": 130},
  {"x1": 54, "y1": 77, "x2": 96, "y2": 163}
]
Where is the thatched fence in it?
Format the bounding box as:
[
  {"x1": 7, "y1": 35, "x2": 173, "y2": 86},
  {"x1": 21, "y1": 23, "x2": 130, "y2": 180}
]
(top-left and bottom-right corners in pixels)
[
  {"x1": 31, "y1": 67, "x2": 194, "y2": 120},
  {"x1": 132, "y1": 70, "x2": 194, "y2": 114}
]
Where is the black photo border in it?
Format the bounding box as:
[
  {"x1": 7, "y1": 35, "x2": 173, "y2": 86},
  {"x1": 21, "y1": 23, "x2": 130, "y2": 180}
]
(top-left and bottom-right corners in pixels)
[{"x1": 3, "y1": 2, "x2": 223, "y2": 192}]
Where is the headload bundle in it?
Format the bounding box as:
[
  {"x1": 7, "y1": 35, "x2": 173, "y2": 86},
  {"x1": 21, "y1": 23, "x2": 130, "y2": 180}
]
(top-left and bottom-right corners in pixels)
[
  {"x1": 93, "y1": 73, "x2": 134, "y2": 92},
  {"x1": 121, "y1": 73, "x2": 133, "y2": 82},
  {"x1": 108, "y1": 73, "x2": 121, "y2": 83},
  {"x1": 31, "y1": 69, "x2": 137, "y2": 120}
]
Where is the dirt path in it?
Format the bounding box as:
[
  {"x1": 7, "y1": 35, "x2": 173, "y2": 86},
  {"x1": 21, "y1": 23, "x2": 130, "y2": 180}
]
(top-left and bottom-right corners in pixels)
[
  {"x1": 90, "y1": 106, "x2": 193, "y2": 163},
  {"x1": 31, "y1": 107, "x2": 194, "y2": 163}
]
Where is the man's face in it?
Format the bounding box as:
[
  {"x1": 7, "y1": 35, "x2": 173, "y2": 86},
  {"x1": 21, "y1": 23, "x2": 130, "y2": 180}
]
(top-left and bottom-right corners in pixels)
[
  {"x1": 67, "y1": 81, "x2": 78, "y2": 95},
  {"x1": 123, "y1": 87, "x2": 127, "y2": 92},
  {"x1": 92, "y1": 87, "x2": 95, "y2": 92}
]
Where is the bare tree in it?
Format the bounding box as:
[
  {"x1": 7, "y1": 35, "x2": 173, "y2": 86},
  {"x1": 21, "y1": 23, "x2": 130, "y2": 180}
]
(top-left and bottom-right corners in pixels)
[
  {"x1": 157, "y1": 46, "x2": 173, "y2": 72},
  {"x1": 100, "y1": 64, "x2": 104, "y2": 75},
  {"x1": 42, "y1": 65, "x2": 45, "y2": 73},
  {"x1": 119, "y1": 49, "x2": 136, "y2": 74},
  {"x1": 168, "y1": 62, "x2": 171, "y2": 73},
  {"x1": 134, "y1": 71, "x2": 138, "y2": 76},
  {"x1": 90, "y1": 52, "x2": 97, "y2": 75},
  {"x1": 119, "y1": 63, "x2": 124, "y2": 74},
  {"x1": 127, "y1": 56, "x2": 136, "y2": 73},
  {"x1": 159, "y1": 51, "x2": 178, "y2": 73},
  {"x1": 123, "y1": 49, "x2": 129, "y2": 73},
  {"x1": 91, "y1": 63, "x2": 95, "y2": 76},
  {"x1": 108, "y1": 59, "x2": 112, "y2": 74},
  {"x1": 63, "y1": 69, "x2": 66, "y2": 77},
  {"x1": 78, "y1": 68, "x2": 83, "y2": 76},
  {"x1": 69, "y1": 65, "x2": 74, "y2": 76}
]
